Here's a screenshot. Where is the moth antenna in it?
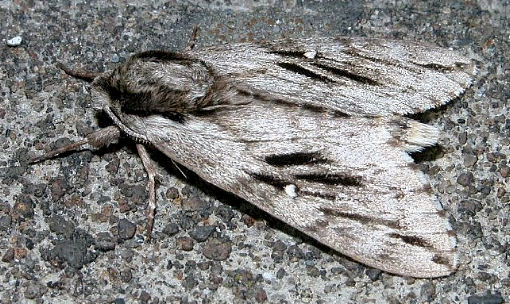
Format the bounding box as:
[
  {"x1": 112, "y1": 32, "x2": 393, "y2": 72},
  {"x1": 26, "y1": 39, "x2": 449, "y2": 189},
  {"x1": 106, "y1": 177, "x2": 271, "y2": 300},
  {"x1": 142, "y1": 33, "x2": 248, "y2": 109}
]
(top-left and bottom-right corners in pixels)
[
  {"x1": 56, "y1": 62, "x2": 101, "y2": 82},
  {"x1": 186, "y1": 25, "x2": 200, "y2": 51}
]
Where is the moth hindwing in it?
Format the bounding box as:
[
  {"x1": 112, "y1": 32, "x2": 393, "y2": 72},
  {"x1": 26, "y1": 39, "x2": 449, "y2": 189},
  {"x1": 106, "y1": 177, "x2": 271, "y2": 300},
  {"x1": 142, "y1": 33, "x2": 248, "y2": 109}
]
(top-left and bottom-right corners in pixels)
[{"x1": 33, "y1": 37, "x2": 476, "y2": 278}]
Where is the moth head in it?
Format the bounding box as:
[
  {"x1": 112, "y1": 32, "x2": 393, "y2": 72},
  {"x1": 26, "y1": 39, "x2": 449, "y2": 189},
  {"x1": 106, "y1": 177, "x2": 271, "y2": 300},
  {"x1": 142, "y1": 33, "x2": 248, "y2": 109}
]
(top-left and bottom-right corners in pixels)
[
  {"x1": 90, "y1": 72, "x2": 125, "y2": 114},
  {"x1": 89, "y1": 74, "x2": 115, "y2": 112}
]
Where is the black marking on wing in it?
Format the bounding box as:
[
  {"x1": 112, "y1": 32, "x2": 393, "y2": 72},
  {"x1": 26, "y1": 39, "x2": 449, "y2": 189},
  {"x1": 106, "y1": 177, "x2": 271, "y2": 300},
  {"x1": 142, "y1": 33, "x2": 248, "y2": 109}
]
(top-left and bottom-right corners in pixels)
[
  {"x1": 301, "y1": 104, "x2": 329, "y2": 113},
  {"x1": 236, "y1": 89, "x2": 351, "y2": 117},
  {"x1": 299, "y1": 190, "x2": 336, "y2": 201},
  {"x1": 343, "y1": 46, "x2": 462, "y2": 77},
  {"x1": 342, "y1": 47, "x2": 407, "y2": 71},
  {"x1": 332, "y1": 110, "x2": 351, "y2": 118},
  {"x1": 414, "y1": 62, "x2": 455, "y2": 72},
  {"x1": 300, "y1": 104, "x2": 351, "y2": 118},
  {"x1": 432, "y1": 254, "x2": 453, "y2": 266},
  {"x1": 265, "y1": 152, "x2": 328, "y2": 167},
  {"x1": 312, "y1": 63, "x2": 380, "y2": 86},
  {"x1": 319, "y1": 208, "x2": 402, "y2": 229},
  {"x1": 249, "y1": 172, "x2": 288, "y2": 190},
  {"x1": 295, "y1": 173, "x2": 362, "y2": 186},
  {"x1": 388, "y1": 233, "x2": 431, "y2": 248},
  {"x1": 277, "y1": 62, "x2": 333, "y2": 83},
  {"x1": 236, "y1": 90, "x2": 298, "y2": 108},
  {"x1": 269, "y1": 50, "x2": 309, "y2": 58}
]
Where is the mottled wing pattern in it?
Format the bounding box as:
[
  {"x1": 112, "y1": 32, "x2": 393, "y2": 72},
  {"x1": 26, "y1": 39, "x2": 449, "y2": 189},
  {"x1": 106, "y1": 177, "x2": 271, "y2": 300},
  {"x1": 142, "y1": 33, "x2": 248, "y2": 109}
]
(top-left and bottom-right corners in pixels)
[
  {"x1": 115, "y1": 101, "x2": 455, "y2": 277},
  {"x1": 191, "y1": 37, "x2": 475, "y2": 116}
]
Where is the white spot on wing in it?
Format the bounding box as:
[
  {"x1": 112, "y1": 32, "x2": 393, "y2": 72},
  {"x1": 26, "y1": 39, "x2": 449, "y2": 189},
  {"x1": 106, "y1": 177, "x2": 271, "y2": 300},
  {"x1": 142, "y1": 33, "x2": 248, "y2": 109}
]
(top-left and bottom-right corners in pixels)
[
  {"x1": 284, "y1": 184, "x2": 298, "y2": 198},
  {"x1": 304, "y1": 50, "x2": 317, "y2": 59}
]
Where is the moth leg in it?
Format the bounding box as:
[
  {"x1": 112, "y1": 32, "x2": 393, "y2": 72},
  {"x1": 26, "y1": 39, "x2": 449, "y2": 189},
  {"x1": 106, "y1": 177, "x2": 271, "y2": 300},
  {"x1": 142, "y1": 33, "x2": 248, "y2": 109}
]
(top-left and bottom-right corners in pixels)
[
  {"x1": 186, "y1": 25, "x2": 199, "y2": 51},
  {"x1": 56, "y1": 62, "x2": 101, "y2": 82},
  {"x1": 136, "y1": 144, "x2": 157, "y2": 242},
  {"x1": 30, "y1": 126, "x2": 121, "y2": 163}
]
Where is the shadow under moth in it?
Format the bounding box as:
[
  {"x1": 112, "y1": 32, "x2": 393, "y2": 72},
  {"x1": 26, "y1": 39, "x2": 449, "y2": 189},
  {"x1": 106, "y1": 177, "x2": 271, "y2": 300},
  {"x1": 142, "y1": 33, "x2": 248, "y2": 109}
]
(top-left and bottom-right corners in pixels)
[{"x1": 31, "y1": 36, "x2": 476, "y2": 278}]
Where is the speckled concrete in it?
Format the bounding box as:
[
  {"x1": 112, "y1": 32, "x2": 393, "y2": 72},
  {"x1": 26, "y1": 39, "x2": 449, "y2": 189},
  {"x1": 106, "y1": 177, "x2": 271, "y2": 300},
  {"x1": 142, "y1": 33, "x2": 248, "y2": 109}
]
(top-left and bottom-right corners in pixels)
[{"x1": 0, "y1": 1, "x2": 508, "y2": 303}]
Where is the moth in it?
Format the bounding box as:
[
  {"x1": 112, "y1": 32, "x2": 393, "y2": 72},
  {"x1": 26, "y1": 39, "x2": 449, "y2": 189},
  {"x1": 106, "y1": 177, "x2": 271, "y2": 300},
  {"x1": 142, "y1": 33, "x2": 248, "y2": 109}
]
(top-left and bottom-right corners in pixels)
[{"x1": 31, "y1": 35, "x2": 476, "y2": 278}]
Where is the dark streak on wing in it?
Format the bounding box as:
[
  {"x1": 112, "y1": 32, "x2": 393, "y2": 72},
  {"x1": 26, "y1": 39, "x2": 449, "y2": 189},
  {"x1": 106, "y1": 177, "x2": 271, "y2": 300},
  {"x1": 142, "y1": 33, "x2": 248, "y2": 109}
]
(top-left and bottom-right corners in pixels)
[
  {"x1": 432, "y1": 254, "x2": 453, "y2": 266},
  {"x1": 388, "y1": 233, "x2": 431, "y2": 248},
  {"x1": 312, "y1": 62, "x2": 381, "y2": 86},
  {"x1": 332, "y1": 110, "x2": 351, "y2": 118},
  {"x1": 414, "y1": 62, "x2": 454, "y2": 72},
  {"x1": 269, "y1": 50, "x2": 308, "y2": 58},
  {"x1": 277, "y1": 62, "x2": 334, "y2": 83},
  {"x1": 248, "y1": 172, "x2": 288, "y2": 190},
  {"x1": 299, "y1": 190, "x2": 336, "y2": 201},
  {"x1": 301, "y1": 104, "x2": 330, "y2": 113},
  {"x1": 236, "y1": 89, "x2": 351, "y2": 118},
  {"x1": 343, "y1": 48, "x2": 404, "y2": 70},
  {"x1": 236, "y1": 90, "x2": 301, "y2": 108},
  {"x1": 265, "y1": 152, "x2": 328, "y2": 167},
  {"x1": 343, "y1": 46, "x2": 462, "y2": 76},
  {"x1": 295, "y1": 173, "x2": 362, "y2": 186},
  {"x1": 320, "y1": 207, "x2": 402, "y2": 229}
]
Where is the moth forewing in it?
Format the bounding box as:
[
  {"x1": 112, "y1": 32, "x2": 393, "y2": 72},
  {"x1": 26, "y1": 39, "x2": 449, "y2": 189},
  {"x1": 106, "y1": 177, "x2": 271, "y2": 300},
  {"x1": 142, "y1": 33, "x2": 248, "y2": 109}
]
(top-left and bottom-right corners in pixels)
[
  {"x1": 32, "y1": 37, "x2": 475, "y2": 278},
  {"x1": 136, "y1": 109, "x2": 458, "y2": 278}
]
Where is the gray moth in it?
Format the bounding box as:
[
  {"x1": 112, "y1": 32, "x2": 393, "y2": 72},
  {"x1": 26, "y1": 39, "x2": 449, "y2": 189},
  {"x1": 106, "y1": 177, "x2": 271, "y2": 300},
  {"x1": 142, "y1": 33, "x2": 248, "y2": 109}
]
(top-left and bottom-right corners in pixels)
[{"x1": 31, "y1": 36, "x2": 476, "y2": 278}]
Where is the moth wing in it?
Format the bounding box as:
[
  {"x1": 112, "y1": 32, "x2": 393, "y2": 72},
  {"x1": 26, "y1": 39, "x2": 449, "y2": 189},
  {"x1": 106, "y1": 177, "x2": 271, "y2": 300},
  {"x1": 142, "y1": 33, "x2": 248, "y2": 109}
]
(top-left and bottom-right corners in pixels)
[
  {"x1": 192, "y1": 37, "x2": 476, "y2": 116},
  {"x1": 118, "y1": 103, "x2": 456, "y2": 278}
]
